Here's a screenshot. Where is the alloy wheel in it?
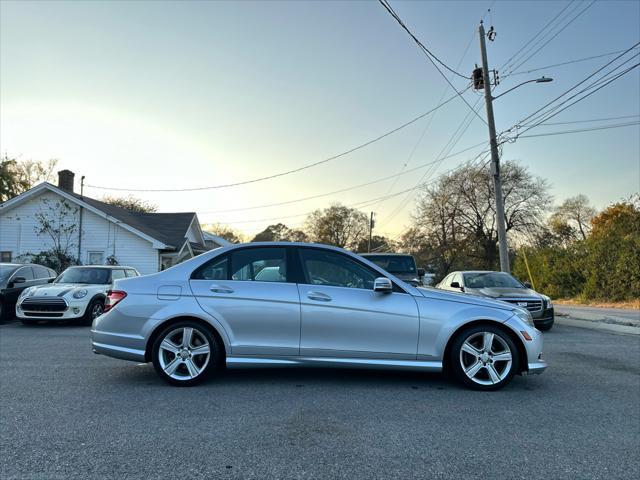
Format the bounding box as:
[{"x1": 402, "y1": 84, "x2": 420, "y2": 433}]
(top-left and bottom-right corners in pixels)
[
  {"x1": 158, "y1": 327, "x2": 211, "y2": 381},
  {"x1": 91, "y1": 303, "x2": 104, "y2": 319},
  {"x1": 459, "y1": 331, "x2": 513, "y2": 386}
]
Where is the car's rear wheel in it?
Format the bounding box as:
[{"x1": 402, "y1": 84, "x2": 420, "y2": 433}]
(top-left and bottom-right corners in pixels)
[
  {"x1": 152, "y1": 321, "x2": 219, "y2": 386},
  {"x1": 450, "y1": 325, "x2": 519, "y2": 391}
]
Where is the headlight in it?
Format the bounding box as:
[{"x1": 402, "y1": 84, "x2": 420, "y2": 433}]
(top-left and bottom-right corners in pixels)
[
  {"x1": 542, "y1": 295, "x2": 553, "y2": 308},
  {"x1": 73, "y1": 288, "x2": 88, "y2": 299},
  {"x1": 512, "y1": 308, "x2": 535, "y2": 328},
  {"x1": 19, "y1": 287, "x2": 34, "y2": 299}
]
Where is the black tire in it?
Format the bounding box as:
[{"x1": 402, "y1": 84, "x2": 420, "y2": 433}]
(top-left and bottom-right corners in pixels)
[
  {"x1": 82, "y1": 298, "x2": 104, "y2": 326},
  {"x1": 449, "y1": 324, "x2": 520, "y2": 391},
  {"x1": 152, "y1": 321, "x2": 220, "y2": 387}
]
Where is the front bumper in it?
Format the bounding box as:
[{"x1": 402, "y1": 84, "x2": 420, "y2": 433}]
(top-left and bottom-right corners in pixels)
[
  {"x1": 504, "y1": 316, "x2": 548, "y2": 375},
  {"x1": 16, "y1": 298, "x2": 90, "y2": 321},
  {"x1": 533, "y1": 307, "x2": 554, "y2": 329}
]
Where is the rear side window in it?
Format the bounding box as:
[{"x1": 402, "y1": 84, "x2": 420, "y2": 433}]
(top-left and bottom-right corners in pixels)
[
  {"x1": 33, "y1": 266, "x2": 50, "y2": 279},
  {"x1": 231, "y1": 248, "x2": 287, "y2": 282},
  {"x1": 192, "y1": 256, "x2": 229, "y2": 280},
  {"x1": 111, "y1": 269, "x2": 126, "y2": 281}
]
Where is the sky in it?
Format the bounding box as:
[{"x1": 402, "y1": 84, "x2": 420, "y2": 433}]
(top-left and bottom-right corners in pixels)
[{"x1": 1, "y1": 0, "x2": 639, "y2": 239}]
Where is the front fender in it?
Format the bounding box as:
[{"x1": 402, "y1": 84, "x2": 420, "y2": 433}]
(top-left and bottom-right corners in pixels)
[{"x1": 415, "y1": 296, "x2": 514, "y2": 360}]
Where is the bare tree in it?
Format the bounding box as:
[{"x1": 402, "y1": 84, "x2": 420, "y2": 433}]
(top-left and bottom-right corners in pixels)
[
  {"x1": 201, "y1": 223, "x2": 245, "y2": 244},
  {"x1": 550, "y1": 194, "x2": 596, "y2": 241},
  {"x1": 102, "y1": 195, "x2": 158, "y2": 213},
  {"x1": 251, "y1": 223, "x2": 309, "y2": 243},
  {"x1": 305, "y1": 204, "x2": 368, "y2": 250},
  {"x1": 413, "y1": 160, "x2": 550, "y2": 271}
]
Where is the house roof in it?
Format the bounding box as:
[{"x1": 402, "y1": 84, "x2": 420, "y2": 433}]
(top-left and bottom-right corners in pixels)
[{"x1": 1, "y1": 183, "x2": 206, "y2": 251}]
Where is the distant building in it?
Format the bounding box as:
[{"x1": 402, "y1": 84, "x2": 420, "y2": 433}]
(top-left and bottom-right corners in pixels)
[{"x1": 0, "y1": 170, "x2": 227, "y2": 274}]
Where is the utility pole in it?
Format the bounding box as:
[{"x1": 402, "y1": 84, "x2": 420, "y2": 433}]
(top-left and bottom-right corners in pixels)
[
  {"x1": 478, "y1": 20, "x2": 510, "y2": 272},
  {"x1": 77, "y1": 175, "x2": 85, "y2": 264},
  {"x1": 367, "y1": 211, "x2": 375, "y2": 253}
]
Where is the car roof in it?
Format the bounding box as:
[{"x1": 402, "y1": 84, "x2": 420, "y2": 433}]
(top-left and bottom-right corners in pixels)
[
  {"x1": 360, "y1": 253, "x2": 413, "y2": 257},
  {"x1": 65, "y1": 265, "x2": 136, "y2": 269}
]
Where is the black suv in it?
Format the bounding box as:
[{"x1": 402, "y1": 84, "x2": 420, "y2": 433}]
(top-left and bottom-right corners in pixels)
[{"x1": 0, "y1": 263, "x2": 57, "y2": 321}]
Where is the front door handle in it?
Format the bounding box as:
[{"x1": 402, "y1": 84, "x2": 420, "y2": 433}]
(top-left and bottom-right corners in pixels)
[
  {"x1": 209, "y1": 284, "x2": 234, "y2": 294},
  {"x1": 307, "y1": 291, "x2": 332, "y2": 302}
]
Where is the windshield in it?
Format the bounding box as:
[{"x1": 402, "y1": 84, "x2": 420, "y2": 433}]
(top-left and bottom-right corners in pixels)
[
  {"x1": 463, "y1": 272, "x2": 525, "y2": 289},
  {"x1": 0, "y1": 265, "x2": 19, "y2": 284},
  {"x1": 55, "y1": 267, "x2": 111, "y2": 285},
  {"x1": 364, "y1": 255, "x2": 416, "y2": 274}
]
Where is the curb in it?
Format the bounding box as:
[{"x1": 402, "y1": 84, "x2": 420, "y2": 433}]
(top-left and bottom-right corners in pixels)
[{"x1": 555, "y1": 316, "x2": 640, "y2": 336}]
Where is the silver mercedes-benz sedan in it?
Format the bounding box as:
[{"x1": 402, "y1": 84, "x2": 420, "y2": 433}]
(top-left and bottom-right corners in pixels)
[{"x1": 91, "y1": 243, "x2": 546, "y2": 390}]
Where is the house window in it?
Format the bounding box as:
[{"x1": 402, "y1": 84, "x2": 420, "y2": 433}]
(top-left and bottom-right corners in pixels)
[
  {"x1": 0, "y1": 251, "x2": 12, "y2": 262},
  {"x1": 87, "y1": 251, "x2": 104, "y2": 265}
]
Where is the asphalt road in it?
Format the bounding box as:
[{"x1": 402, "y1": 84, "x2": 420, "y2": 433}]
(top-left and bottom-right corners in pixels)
[
  {"x1": 556, "y1": 304, "x2": 640, "y2": 325},
  {"x1": 1, "y1": 321, "x2": 639, "y2": 480}
]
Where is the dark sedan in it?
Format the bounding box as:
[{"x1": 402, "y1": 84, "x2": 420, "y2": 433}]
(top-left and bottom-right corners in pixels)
[
  {"x1": 436, "y1": 270, "x2": 554, "y2": 331},
  {"x1": 0, "y1": 263, "x2": 57, "y2": 321}
]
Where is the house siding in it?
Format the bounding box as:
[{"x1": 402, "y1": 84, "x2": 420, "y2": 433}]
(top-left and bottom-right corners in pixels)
[{"x1": 0, "y1": 190, "x2": 159, "y2": 275}]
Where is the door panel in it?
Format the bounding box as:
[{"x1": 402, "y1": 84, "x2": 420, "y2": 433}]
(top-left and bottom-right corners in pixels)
[
  {"x1": 190, "y1": 280, "x2": 301, "y2": 355},
  {"x1": 297, "y1": 284, "x2": 420, "y2": 359}
]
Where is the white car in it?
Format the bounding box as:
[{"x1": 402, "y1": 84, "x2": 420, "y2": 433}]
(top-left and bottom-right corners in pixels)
[{"x1": 16, "y1": 265, "x2": 139, "y2": 325}]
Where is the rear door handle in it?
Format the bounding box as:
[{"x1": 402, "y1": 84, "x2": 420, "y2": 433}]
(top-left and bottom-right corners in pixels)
[
  {"x1": 209, "y1": 284, "x2": 234, "y2": 294},
  {"x1": 307, "y1": 291, "x2": 332, "y2": 302}
]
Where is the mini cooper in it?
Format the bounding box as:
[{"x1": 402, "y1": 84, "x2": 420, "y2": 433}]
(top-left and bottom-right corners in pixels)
[{"x1": 17, "y1": 265, "x2": 139, "y2": 325}]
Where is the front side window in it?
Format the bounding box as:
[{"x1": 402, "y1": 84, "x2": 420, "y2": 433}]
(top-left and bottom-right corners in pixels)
[
  {"x1": 299, "y1": 249, "x2": 376, "y2": 290},
  {"x1": 231, "y1": 248, "x2": 287, "y2": 282},
  {"x1": 364, "y1": 255, "x2": 416, "y2": 274},
  {"x1": 13, "y1": 267, "x2": 34, "y2": 281}
]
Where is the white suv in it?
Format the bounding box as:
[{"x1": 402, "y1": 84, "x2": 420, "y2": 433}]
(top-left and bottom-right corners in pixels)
[{"x1": 16, "y1": 265, "x2": 139, "y2": 325}]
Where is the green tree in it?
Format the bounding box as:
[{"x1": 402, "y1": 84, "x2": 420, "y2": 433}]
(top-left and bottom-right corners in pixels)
[
  {"x1": 355, "y1": 235, "x2": 395, "y2": 253},
  {"x1": 0, "y1": 156, "x2": 57, "y2": 202},
  {"x1": 201, "y1": 223, "x2": 245, "y2": 244}
]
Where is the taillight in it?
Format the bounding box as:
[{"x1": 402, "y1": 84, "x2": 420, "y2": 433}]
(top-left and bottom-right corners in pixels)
[{"x1": 104, "y1": 290, "x2": 127, "y2": 312}]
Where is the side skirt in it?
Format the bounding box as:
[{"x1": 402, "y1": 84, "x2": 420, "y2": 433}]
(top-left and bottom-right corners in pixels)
[{"x1": 226, "y1": 356, "x2": 443, "y2": 372}]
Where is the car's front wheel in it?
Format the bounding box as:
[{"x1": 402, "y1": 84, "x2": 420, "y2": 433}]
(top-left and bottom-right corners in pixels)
[
  {"x1": 450, "y1": 325, "x2": 519, "y2": 391},
  {"x1": 152, "y1": 321, "x2": 219, "y2": 386},
  {"x1": 82, "y1": 298, "x2": 104, "y2": 326}
]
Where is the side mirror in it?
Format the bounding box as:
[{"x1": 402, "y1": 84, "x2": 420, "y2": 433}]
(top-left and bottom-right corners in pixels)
[
  {"x1": 450, "y1": 281, "x2": 464, "y2": 291},
  {"x1": 11, "y1": 277, "x2": 26, "y2": 286},
  {"x1": 523, "y1": 281, "x2": 532, "y2": 289},
  {"x1": 373, "y1": 277, "x2": 393, "y2": 293},
  {"x1": 48, "y1": 278, "x2": 55, "y2": 283},
  {"x1": 417, "y1": 268, "x2": 425, "y2": 277}
]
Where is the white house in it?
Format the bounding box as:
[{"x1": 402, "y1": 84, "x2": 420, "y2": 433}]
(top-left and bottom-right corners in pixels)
[{"x1": 0, "y1": 170, "x2": 230, "y2": 275}]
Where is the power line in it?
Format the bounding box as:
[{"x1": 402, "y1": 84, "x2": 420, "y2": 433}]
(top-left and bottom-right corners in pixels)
[
  {"x1": 506, "y1": 0, "x2": 596, "y2": 75},
  {"x1": 502, "y1": 49, "x2": 637, "y2": 77},
  {"x1": 516, "y1": 121, "x2": 640, "y2": 139},
  {"x1": 539, "y1": 114, "x2": 639, "y2": 126},
  {"x1": 509, "y1": 43, "x2": 640, "y2": 130},
  {"x1": 198, "y1": 141, "x2": 488, "y2": 214},
  {"x1": 377, "y1": 0, "x2": 487, "y2": 126},
  {"x1": 85, "y1": 90, "x2": 465, "y2": 193},
  {"x1": 499, "y1": 0, "x2": 576, "y2": 72},
  {"x1": 377, "y1": 0, "x2": 468, "y2": 79}
]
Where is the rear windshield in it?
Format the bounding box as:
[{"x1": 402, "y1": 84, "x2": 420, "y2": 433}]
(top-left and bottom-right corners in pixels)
[
  {"x1": 55, "y1": 267, "x2": 111, "y2": 285},
  {"x1": 463, "y1": 272, "x2": 524, "y2": 289},
  {"x1": 363, "y1": 255, "x2": 416, "y2": 274}
]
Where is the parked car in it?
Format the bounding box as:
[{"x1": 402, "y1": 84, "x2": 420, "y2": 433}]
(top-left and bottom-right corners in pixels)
[
  {"x1": 16, "y1": 265, "x2": 139, "y2": 325},
  {"x1": 91, "y1": 242, "x2": 546, "y2": 390},
  {"x1": 0, "y1": 263, "x2": 57, "y2": 321},
  {"x1": 360, "y1": 253, "x2": 427, "y2": 286},
  {"x1": 436, "y1": 271, "x2": 554, "y2": 331}
]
